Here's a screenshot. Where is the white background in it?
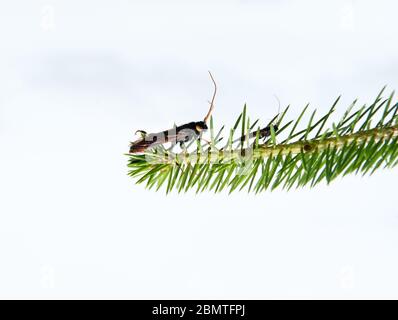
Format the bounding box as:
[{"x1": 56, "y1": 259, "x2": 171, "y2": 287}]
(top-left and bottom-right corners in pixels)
[{"x1": 0, "y1": 0, "x2": 397, "y2": 299}]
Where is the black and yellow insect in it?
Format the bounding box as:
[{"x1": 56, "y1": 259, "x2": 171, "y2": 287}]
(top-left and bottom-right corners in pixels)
[
  {"x1": 129, "y1": 72, "x2": 217, "y2": 153},
  {"x1": 236, "y1": 114, "x2": 280, "y2": 144}
]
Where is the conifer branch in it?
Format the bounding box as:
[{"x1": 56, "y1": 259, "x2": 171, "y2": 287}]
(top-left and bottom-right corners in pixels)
[{"x1": 127, "y1": 88, "x2": 398, "y2": 193}]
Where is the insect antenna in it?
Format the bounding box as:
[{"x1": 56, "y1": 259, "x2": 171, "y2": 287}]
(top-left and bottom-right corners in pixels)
[
  {"x1": 203, "y1": 71, "x2": 217, "y2": 123},
  {"x1": 273, "y1": 94, "x2": 281, "y2": 127},
  {"x1": 260, "y1": 95, "x2": 283, "y2": 145}
]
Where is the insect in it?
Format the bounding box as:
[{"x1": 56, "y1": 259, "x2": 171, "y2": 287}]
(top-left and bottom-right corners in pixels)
[
  {"x1": 236, "y1": 114, "x2": 279, "y2": 144},
  {"x1": 235, "y1": 95, "x2": 282, "y2": 145},
  {"x1": 129, "y1": 72, "x2": 217, "y2": 153}
]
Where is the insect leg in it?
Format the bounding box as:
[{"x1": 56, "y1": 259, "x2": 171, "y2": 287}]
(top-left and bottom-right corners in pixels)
[{"x1": 135, "y1": 130, "x2": 147, "y2": 138}]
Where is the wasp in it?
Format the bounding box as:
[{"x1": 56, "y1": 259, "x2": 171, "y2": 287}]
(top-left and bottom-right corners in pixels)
[
  {"x1": 129, "y1": 72, "x2": 217, "y2": 153},
  {"x1": 237, "y1": 114, "x2": 279, "y2": 144},
  {"x1": 235, "y1": 96, "x2": 281, "y2": 145}
]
